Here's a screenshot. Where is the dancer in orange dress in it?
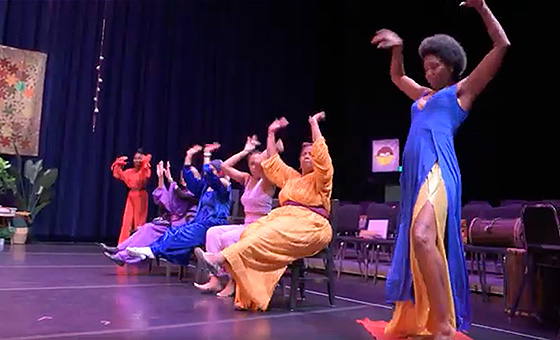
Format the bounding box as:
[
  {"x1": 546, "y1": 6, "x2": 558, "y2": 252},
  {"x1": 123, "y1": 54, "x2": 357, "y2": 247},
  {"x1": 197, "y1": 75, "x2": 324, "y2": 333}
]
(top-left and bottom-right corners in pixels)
[
  {"x1": 111, "y1": 149, "x2": 152, "y2": 244},
  {"x1": 195, "y1": 111, "x2": 333, "y2": 311}
]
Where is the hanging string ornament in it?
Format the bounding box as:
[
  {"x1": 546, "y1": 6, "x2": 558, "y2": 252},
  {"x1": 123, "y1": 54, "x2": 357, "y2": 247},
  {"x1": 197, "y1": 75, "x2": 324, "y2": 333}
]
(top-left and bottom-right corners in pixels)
[{"x1": 92, "y1": 6, "x2": 107, "y2": 132}]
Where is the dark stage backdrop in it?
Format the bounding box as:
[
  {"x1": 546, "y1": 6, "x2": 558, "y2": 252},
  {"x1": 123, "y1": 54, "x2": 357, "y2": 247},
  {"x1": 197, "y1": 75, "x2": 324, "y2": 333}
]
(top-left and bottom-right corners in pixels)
[
  {"x1": 0, "y1": 0, "x2": 556, "y2": 241},
  {"x1": 316, "y1": 0, "x2": 557, "y2": 204}
]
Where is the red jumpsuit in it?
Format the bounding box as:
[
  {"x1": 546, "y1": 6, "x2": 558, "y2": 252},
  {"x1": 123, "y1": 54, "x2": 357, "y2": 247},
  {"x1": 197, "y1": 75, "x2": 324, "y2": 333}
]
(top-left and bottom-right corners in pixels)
[{"x1": 111, "y1": 155, "x2": 152, "y2": 244}]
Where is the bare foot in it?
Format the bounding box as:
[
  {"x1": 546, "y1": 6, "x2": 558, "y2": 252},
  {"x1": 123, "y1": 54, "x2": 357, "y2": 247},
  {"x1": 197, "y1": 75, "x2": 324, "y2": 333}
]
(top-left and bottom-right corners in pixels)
[
  {"x1": 434, "y1": 335, "x2": 453, "y2": 340},
  {"x1": 217, "y1": 278, "x2": 235, "y2": 298},
  {"x1": 194, "y1": 275, "x2": 222, "y2": 293},
  {"x1": 234, "y1": 303, "x2": 248, "y2": 311},
  {"x1": 434, "y1": 323, "x2": 455, "y2": 340}
]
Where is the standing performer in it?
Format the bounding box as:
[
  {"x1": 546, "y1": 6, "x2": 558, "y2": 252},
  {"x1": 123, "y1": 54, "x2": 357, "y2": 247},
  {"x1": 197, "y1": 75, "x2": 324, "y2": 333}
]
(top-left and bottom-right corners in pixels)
[
  {"x1": 359, "y1": 1, "x2": 510, "y2": 339},
  {"x1": 195, "y1": 112, "x2": 333, "y2": 312},
  {"x1": 194, "y1": 135, "x2": 278, "y2": 297},
  {"x1": 111, "y1": 148, "x2": 152, "y2": 244},
  {"x1": 126, "y1": 143, "x2": 231, "y2": 265},
  {"x1": 101, "y1": 161, "x2": 198, "y2": 266}
]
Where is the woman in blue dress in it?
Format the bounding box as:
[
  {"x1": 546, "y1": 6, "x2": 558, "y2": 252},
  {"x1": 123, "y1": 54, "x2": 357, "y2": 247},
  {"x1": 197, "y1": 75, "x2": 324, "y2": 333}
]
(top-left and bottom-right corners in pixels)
[
  {"x1": 126, "y1": 143, "x2": 231, "y2": 265},
  {"x1": 360, "y1": 1, "x2": 510, "y2": 339}
]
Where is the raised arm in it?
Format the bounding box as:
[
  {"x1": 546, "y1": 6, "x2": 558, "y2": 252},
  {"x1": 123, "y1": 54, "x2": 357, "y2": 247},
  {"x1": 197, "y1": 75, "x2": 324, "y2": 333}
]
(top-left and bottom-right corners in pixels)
[
  {"x1": 309, "y1": 112, "x2": 334, "y2": 190},
  {"x1": 111, "y1": 156, "x2": 128, "y2": 181},
  {"x1": 371, "y1": 29, "x2": 430, "y2": 100},
  {"x1": 183, "y1": 145, "x2": 203, "y2": 197},
  {"x1": 264, "y1": 117, "x2": 289, "y2": 160},
  {"x1": 202, "y1": 142, "x2": 220, "y2": 165},
  {"x1": 260, "y1": 117, "x2": 300, "y2": 188},
  {"x1": 202, "y1": 163, "x2": 229, "y2": 197},
  {"x1": 457, "y1": 0, "x2": 510, "y2": 111},
  {"x1": 138, "y1": 154, "x2": 152, "y2": 182},
  {"x1": 201, "y1": 142, "x2": 230, "y2": 195},
  {"x1": 153, "y1": 161, "x2": 172, "y2": 209},
  {"x1": 221, "y1": 136, "x2": 260, "y2": 185},
  {"x1": 156, "y1": 161, "x2": 165, "y2": 189},
  {"x1": 164, "y1": 161, "x2": 174, "y2": 184}
]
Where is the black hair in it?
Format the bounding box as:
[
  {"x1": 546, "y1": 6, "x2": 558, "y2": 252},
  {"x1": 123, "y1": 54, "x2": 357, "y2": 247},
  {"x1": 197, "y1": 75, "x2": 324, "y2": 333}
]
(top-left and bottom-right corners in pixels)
[{"x1": 418, "y1": 34, "x2": 467, "y2": 81}]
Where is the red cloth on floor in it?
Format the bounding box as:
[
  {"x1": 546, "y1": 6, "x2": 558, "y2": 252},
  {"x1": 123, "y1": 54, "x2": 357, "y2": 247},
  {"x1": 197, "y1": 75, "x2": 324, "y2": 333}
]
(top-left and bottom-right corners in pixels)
[{"x1": 356, "y1": 319, "x2": 473, "y2": 340}]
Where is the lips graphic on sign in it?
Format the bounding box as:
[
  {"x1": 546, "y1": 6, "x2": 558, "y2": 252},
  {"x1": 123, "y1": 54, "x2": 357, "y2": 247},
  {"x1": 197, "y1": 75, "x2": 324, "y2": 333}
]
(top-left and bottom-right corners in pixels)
[{"x1": 372, "y1": 139, "x2": 399, "y2": 172}]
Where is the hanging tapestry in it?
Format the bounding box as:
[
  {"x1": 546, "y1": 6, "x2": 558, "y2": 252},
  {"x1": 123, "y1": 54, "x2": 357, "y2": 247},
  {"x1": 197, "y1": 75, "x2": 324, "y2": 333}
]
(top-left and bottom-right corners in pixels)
[{"x1": 0, "y1": 44, "x2": 47, "y2": 156}]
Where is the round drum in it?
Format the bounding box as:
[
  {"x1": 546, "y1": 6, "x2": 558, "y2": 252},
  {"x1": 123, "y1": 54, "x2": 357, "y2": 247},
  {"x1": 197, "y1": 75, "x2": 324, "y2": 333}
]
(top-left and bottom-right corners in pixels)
[{"x1": 468, "y1": 217, "x2": 525, "y2": 248}]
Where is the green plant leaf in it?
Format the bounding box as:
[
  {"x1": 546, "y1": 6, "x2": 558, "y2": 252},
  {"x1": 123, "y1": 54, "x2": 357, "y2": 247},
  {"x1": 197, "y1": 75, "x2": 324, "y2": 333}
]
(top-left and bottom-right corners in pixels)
[
  {"x1": 0, "y1": 157, "x2": 16, "y2": 193},
  {"x1": 37, "y1": 168, "x2": 58, "y2": 189},
  {"x1": 31, "y1": 201, "x2": 50, "y2": 221},
  {"x1": 38, "y1": 188, "x2": 55, "y2": 205},
  {"x1": 24, "y1": 159, "x2": 43, "y2": 184},
  {"x1": 15, "y1": 196, "x2": 26, "y2": 210},
  {"x1": 12, "y1": 145, "x2": 28, "y2": 207}
]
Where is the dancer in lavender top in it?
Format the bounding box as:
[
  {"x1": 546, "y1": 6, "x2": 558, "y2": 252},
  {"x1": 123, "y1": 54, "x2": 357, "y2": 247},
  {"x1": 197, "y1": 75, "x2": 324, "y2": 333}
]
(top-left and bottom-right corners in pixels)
[
  {"x1": 194, "y1": 136, "x2": 279, "y2": 297},
  {"x1": 100, "y1": 161, "x2": 198, "y2": 266}
]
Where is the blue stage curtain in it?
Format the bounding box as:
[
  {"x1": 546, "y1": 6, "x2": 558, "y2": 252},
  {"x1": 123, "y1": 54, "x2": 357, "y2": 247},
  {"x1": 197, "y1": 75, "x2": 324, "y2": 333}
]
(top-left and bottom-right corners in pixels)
[{"x1": 0, "y1": 0, "x2": 319, "y2": 242}]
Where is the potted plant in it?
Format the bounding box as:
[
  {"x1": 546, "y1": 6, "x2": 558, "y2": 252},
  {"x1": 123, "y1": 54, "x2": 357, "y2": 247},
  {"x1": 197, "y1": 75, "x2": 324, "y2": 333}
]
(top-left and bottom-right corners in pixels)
[
  {"x1": 0, "y1": 157, "x2": 16, "y2": 197},
  {"x1": 0, "y1": 158, "x2": 17, "y2": 247},
  {"x1": 8, "y1": 148, "x2": 58, "y2": 244}
]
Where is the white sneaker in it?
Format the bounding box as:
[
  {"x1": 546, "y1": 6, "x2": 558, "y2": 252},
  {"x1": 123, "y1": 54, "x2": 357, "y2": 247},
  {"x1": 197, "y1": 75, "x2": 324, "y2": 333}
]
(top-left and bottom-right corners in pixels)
[{"x1": 126, "y1": 247, "x2": 154, "y2": 259}]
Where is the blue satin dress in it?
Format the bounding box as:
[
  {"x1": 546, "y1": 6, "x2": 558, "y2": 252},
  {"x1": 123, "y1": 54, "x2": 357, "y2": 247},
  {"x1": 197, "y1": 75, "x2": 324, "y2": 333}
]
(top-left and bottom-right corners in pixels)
[{"x1": 386, "y1": 84, "x2": 472, "y2": 331}]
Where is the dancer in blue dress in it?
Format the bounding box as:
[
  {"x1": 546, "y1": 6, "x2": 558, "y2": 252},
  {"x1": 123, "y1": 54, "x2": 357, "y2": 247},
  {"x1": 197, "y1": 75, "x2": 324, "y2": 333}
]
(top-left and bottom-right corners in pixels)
[{"x1": 359, "y1": 1, "x2": 510, "y2": 339}]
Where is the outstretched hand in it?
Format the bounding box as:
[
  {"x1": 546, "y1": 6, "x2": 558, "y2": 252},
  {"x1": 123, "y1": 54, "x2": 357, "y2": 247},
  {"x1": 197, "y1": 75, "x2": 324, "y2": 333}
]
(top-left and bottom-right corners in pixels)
[
  {"x1": 276, "y1": 139, "x2": 285, "y2": 153},
  {"x1": 243, "y1": 135, "x2": 261, "y2": 153},
  {"x1": 268, "y1": 117, "x2": 289, "y2": 134},
  {"x1": 165, "y1": 161, "x2": 173, "y2": 181},
  {"x1": 309, "y1": 111, "x2": 326, "y2": 124},
  {"x1": 460, "y1": 0, "x2": 485, "y2": 10},
  {"x1": 204, "y1": 142, "x2": 221, "y2": 154},
  {"x1": 186, "y1": 145, "x2": 203, "y2": 157},
  {"x1": 156, "y1": 161, "x2": 164, "y2": 178},
  {"x1": 371, "y1": 29, "x2": 403, "y2": 49}
]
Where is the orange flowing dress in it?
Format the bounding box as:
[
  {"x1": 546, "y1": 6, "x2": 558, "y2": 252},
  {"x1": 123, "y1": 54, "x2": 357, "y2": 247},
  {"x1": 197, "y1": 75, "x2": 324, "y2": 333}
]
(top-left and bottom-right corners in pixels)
[
  {"x1": 222, "y1": 137, "x2": 333, "y2": 311},
  {"x1": 111, "y1": 154, "x2": 152, "y2": 244}
]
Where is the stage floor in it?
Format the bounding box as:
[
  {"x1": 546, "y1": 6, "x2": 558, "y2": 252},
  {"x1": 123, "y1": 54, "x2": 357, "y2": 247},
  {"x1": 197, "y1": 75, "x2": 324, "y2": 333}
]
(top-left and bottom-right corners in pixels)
[{"x1": 0, "y1": 244, "x2": 556, "y2": 340}]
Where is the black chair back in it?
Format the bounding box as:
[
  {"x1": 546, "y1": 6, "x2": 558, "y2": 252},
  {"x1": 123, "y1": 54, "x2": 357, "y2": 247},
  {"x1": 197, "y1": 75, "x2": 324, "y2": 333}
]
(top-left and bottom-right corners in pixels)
[{"x1": 522, "y1": 203, "x2": 560, "y2": 247}]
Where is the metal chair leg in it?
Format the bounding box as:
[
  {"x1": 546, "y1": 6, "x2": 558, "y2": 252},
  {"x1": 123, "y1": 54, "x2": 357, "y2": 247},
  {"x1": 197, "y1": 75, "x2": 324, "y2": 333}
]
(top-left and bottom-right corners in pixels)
[
  {"x1": 374, "y1": 245, "x2": 380, "y2": 285},
  {"x1": 298, "y1": 261, "x2": 306, "y2": 301},
  {"x1": 289, "y1": 264, "x2": 300, "y2": 311},
  {"x1": 178, "y1": 266, "x2": 185, "y2": 281},
  {"x1": 326, "y1": 249, "x2": 336, "y2": 307},
  {"x1": 359, "y1": 244, "x2": 369, "y2": 282},
  {"x1": 279, "y1": 277, "x2": 286, "y2": 298},
  {"x1": 165, "y1": 262, "x2": 171, "y2": 278},
  {"x1": 337, "y1": 242, "x2": 347, "y2": 279},
  {"x1": 481, "y1": 253, "x2": 488, "y2": 302}
]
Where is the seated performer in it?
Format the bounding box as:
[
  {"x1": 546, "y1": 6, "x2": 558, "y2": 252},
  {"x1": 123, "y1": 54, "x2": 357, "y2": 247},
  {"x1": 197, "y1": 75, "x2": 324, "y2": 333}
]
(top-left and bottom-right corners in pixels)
[
  {"x1": 126, "y1": 143, "x2": 231, "y2": 265},
  {"x1": 194, "y1": 135, "x2": 280, "y2": 297},
  {"x1": 100, "y1": 160, "x2": 198, "y2": 266},
  {"x1": 195, "y1": 111, "x2": 333, "y2": 311}
]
